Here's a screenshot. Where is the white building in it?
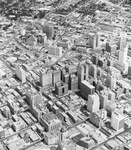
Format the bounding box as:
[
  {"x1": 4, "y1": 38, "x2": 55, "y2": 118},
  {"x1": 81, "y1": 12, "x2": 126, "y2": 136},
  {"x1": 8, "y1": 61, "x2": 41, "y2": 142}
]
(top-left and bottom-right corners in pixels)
[
  {"x1": 87, "y1": 93, "x2": 100, "y2": 113},
  {"x1": 15, "y1": 65, "x2": 26, "y2": 83},
  {"x1": 111, "y1": 111, "x2": 125, "y2": 132}
]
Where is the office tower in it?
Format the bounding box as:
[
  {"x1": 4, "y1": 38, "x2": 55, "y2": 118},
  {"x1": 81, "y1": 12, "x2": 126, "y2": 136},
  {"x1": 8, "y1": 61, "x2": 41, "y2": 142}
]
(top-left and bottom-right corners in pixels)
[
  {"x1": 106, "y1": 42, "x2": 117, "y2": 54},
  {"x1": 81, "y1": 80, "x2": 95, "y2": 99},
  {"x1": 65, "y1": 65, "x2": 76, "y2": 74},
  {"x1": 55, "y1": 81, "x2": 68, "y2": 97},
  {"x1": 99, "y1": 90, "x2": 108, "y2": 109},
  {"x1": 119, "y1": 45, "x2": 128, "y2": 64},
  {"x1": 77, "y1": 64, "x2": 89, "y2": 86},
  {"x1": 89, "y1": 109, "x2": 107, "y2": 127},
  {"x1": 0, "y1": 126, "x2": 5, "y2": 138},
  {"x1": 69, "y1": 74, "x2": 78, "y2": 91},
  {"x1": 40, "y1": 70, "x2": 52, "y2": 88},
  {"x1": 92, "y1": 55, "x2": 98, "y2": 65},
  {"x1": 40, "y1": 112, "x2": 62, "y2": 132},
  {"x1": 87, "y1": 93, "x2": 100, "y2": 113},
  {"x1": 128, "y1": 66, "x2": 131, "y2": 79},
  {"x1": 115, "y1": 43, "x2": 129, "y2": 72},
  {"x1": 55, "y1": 46, "x2": 63, "y2": 57},
  {"x1": 2, "y1": 106, "x2": 11, "y2": 118},
  {"x1": 111, "y1": 111, "x2": 125, "y2": 132},
  {"x1": 106, "y1": 74, "x2": 116, "y2": 89},
  {"x1": 98, "y1": 57, "x2": 107, "y2": 68},
  {"x1": 89, "y1": 64, "x2": 97, "y2": 79},
  {"x1": 27, "y1": 92, "x2": 42, "y2": 108},
  {"x1": 89, "y1": 33, "x2": 100, "y2": 49},
  {"x1": 43, "y1": 22, "x2": 54, "y2": 40},
  {"x1": 15, "y1": 65, "x2": 26, "y2": 83},
  {"x1": 52, "y1": 70, "x2": 61, "y2": 86},
  {"x1": 118, "y1": 32, "x2": 127, "y2": 51}
]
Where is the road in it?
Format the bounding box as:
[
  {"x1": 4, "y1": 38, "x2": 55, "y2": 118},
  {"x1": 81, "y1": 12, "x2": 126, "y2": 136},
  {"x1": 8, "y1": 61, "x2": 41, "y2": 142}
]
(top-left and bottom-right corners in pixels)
[
  {"x1": 90, "y1": 127, "x2": 131, "y2": 150},
  {"x1": 0, "y1": 56, "x2": 15, "y2": 73},
  {"x1": 1, "y1": 123, "x2": 36, "y2": 142},
  {"x1": 67, "y1": 117, "x2": 89, "y2": 130}
]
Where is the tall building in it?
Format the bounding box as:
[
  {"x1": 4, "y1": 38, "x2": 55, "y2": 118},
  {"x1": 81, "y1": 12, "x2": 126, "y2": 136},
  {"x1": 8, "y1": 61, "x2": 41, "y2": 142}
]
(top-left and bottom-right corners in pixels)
[
  {"x1": 118, "y1": 32, "x2": 127, "y2": 51},
  {"x1": 40, "y1": 70, "x2": 52, "y2": 88},
  {"x1": 81, "y1": 80, "x2": 95, "y2": 99},
  {"x1": 89, "y1": 33, "x2": 100, "y2": 49},
  {"x1": 77, "y1": 64, "x2": 89, "y2": 86},
  {"x1": 55, "y1": 81, "x2": 68, "y2": 97},
  {"x1": 119, "y1": 45, "x2": 128, "y2": 64},
  {"x1": 52, "y1": 70, "x2": 61, "y2": 86},
  {"x1": 15, "y1": 65, "x2": 26, "y2": 83},
  {"x1": 89, "y1": 64, "x2": 97, "y2": 79},
  {"x1": 106, "y1": 74, "x2": 116, "y2": 89},
  {"x1": 43, "y1": 22, "x2": 54, "y2": 40},
  {"x1": 40, "y1": 112, "x2": 62, "y2": 132},
  {"x1": 99, "y1": 90, "x2": 108, "y2": 109},
  {"x1": 106, "y1": 42, "x2": 117, "y2": 54},
  {"x1": 115, "y1": 37, "x2": 128, "y2": 74},
  {"x1": 89, "y1": 109, "x2": 107, "y2": 127},
  {"x1": 69, "y1": 74, "x2": 78, "y2": 91},
  {"x1": 87, "y1": 93, "x2": 100, "y2": 113},
  {"x1": 111, "y1": 111, "x2": 125, "y2": 132}
]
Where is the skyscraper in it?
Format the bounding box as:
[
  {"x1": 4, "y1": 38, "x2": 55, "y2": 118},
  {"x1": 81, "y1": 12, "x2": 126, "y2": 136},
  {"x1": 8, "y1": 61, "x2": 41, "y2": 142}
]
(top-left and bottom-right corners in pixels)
[
  {"x1": 77, "y1": 64, "x2": 89, "y2": 87},
  {"x1": 111, "y1": 111, "x2": 125, "y2": 132},
  {"x1": 118, "y1": 32, "x2": 127, "y2": 51},
  {"x1": 15, "y1": 65, "x2": 26, "y2": 83},
  {"x1": 87, "y1": 93, "x2": 100, "y2": 113},
  {"x1": 43, "y1": 22, "x2": 54, "y2": 40},
  {"x1": 89, "y1": 33, "x2": 100, "y2": 49},
  {"x1": 40, "y1": 70, "x2": 52, "y2": 88}
]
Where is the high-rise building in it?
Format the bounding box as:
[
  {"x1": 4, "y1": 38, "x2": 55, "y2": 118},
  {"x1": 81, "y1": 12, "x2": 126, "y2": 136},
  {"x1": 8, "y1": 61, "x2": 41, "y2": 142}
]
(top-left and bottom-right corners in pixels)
[
  {"x1": 15, "y1": 65, "x2": 26, "y2": 83},
  {"x1": 111, "y1": 111, "x2": 125, "y2": 132},
  {"x1": 0, "y1": 126, "x2": 5, "y2": 138},
  {"x1": 40, "y1": 112, "x2": 62, "y2": 132},
  {"x1": 43, "y1": 22, "x2": 54, "y2": 40},
  {"x1": 106, "y1": 42, "x2": 117, "y2": 54},
  {"x1": 81, "y1": 80, "x2": 95, "y2": 99},
  {"x1": 2, "y1": 106, "x2": 11, "y2": 118},
  {"x1": 55, "y1": 81, "x2": 68, "y2": 97},
  {"x1": 99, "y1": 90, "x2": 108, "y2": 109},
  {"x1": 69, "y1": 74, "x2": 78, "y2": 91},
  {"x1": 106, "y1": 74, "x2": 116, "y2": 89},
  {"x1": 119, "y1": 45, "x2": 128, "y2": 64},
  {"x1": 89, "y1": 109, "x2": 107, "y2": 127},
  {"x1": 87, "y1": 93, "x2": 100, "y2": 113},
  {"x1": 89, "y1": 33, "x2": 100, "y2": 49},
  {"x1": 40, "y1": 70, "x2": 52, "y2": 88},
  {"x1": 52, "y1": 70, "x2": 61, "y2": 86},
  {"x1": 115, "y1": 39, "x2": 129, "y2": 74},
  {"x1": 89, "y1": 64, "x2": 97, "y2": 79},
  {"x1": 77, "y1": 64, "x2": 89, "y2": 86},
  {"x1": 118, "y1": 32, "x2": 127, "y2": 51}
]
